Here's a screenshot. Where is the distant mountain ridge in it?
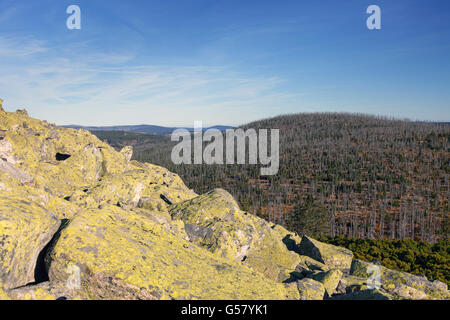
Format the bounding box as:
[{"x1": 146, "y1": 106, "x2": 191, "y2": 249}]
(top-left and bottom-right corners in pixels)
[
  {"x1": 62, "y1": 124, "x2": 235, "y2": 134},
  {"x1": 62, "y1": 120, "x2": 448, "y2": 135}
]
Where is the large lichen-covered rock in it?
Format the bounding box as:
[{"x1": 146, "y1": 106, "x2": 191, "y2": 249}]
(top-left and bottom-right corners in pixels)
[
  {"x1": 169, "y1": 189, "x2": 254, "y2": 262},
  {"x1": 330, "y1": 288, "x2": 392, "y2": 300},
  {"x1": 0, "y1": 171, "x2": 80, "y2": 220},
  {"x1": 335, "y1": 274, "x2": 369, "y2": 295},
  {"x1": 169, "y1": 189, "x2": 301, "y2": 282},
  {"x1": 296, "y1": 278, "x2": 325, "y2": 300},
  {"x1": 297, "y1": 236, "x2": 353, "y2": 271},
  {"x1": 0, "y1": 105, "x2": 195, "y2": 216},
  {"x1": 350, "y1": 259, "x2": 449, "y2": 300},
  {"x1": 0, "y1": 158, "x2": 32, "y2": 183},
  {"x1": 120, "y1": 146, "x2": 133, "y2": 161},
  {"x1": 0, "y1": 196, "x2": 61, "y2": 289},
  {"x1": 0, "y1": 137, "x2": 32, "y2": 183},
  {"x1": 292, "y1": 255, "x2": 329, "y2": 279},
  {"x1": 243, "y1": 224, "x2": 302, "y2": 282},
  {"x1": 5, "y1": 283, "x2": 58, "y2": 300},
  {"x1": 0, "y1": 108, "x2": 132, "y2": 198},
  {"x1": 309, "y1": 269, "x2": 343, "y2": 297},
  {"x1": 87, "y1": 163, "x2": 196, "y2": 212},
  {"x1": 47, "y1": 205, "x2": 298, "y2": 300}
]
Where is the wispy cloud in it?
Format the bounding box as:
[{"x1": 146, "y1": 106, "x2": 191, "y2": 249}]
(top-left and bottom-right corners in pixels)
[
  {"x1": 0, "y1": 36, "x2": 48, "y2": 57},
  {"x1": 0, "y1": 36, "x2": 299, "y2": 126},
  {"x1": 0, "y1": 6, "x2": 19, "y2": 24}
]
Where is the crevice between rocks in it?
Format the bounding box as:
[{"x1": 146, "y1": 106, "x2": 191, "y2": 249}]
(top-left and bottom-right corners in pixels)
[
  {"x1": 55, "y1": 153, "x2": 71, "y2": 161},
  {"x1": 29, "y1": 219, "x2": 70, "y2": 286},
  {"x1": 160, "y1": 194, "x2": 173, "y2": 205}
]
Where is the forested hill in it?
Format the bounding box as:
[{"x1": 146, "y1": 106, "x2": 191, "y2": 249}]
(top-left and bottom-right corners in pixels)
[{"x1": 90, "y1": 113, "x2": 450, "y2": 243}]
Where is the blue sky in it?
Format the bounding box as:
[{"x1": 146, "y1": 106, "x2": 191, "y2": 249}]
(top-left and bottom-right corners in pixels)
[{"x1": 0, "y1": 0, "x2": 449, "y2": 126}]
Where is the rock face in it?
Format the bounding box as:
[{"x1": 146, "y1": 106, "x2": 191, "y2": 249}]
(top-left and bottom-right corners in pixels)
[
  {"x1": 169, "y1": 189, "x2": 302, "y2": 282},
  {"x1": 310, "y1": 269, "x2": 343, "y2": 297},
  {"x1": 46, "y1": 205, "x2": 297, "y2": 300},
  {"x1": 0, "y1": 196, "x2": 60, "y2": 289},
  {"x1": 0, "y1": 103, "x2": 448, "y2": 300},
  {"x1": 297, "y1": 236, "x2": 353, "y2": 271},
  {"x1": 350, "y1": 260, "x2": 449, "y2": 300},
  {"x1": 296, "y1": 278, "x2": 325, "y2": 300}
]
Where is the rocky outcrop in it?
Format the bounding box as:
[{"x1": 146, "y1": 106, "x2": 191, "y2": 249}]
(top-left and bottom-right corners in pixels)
[
  {"x1": 297, "y1": 236, "x2": 353, "y2": 271},
  {"x1": 0, "y1": 136, "x2": 32, "y2": 183},
  {"x1": 0, "y1": 196, "x2": 60, "y2": 289},
  {"x1": 120, "y1": 146, "x2": 133, "y2": 162},
  {"x1": 46, "y1": 205, "x2": 298, "y2": 300},
  {"x1": 293, "y1": 255, "x2": 329, "y2": 279},
  {"x1": 0, "y1": 102, "x2": 448, "y2": 300},
  {"x1": 169, "y1": 189, "x2": 302, "y2": 282},
  {"x1": 350, "y1": 259, "x2": 449, "y2": 300},
  {"x1": 310, "y1": 269, "x2": 343, "y2": 297},
  {"x1": 330, "y1": 288, "x2": 392, "y2": 300},
  {"x1": 296, "y1": 278, "x2": 326, "y2": 300}
]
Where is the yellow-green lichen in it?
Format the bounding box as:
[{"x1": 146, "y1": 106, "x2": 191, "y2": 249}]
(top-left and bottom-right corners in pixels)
[
  {"x1": 0, "y1": 196, "x2": 60, "y2": 289},
  {"x1": 48, "y1": 205, "x2": 297, "y2": 300},
  {"x1": 169, "y1": 189, "x2": 301, "y2": 282}
]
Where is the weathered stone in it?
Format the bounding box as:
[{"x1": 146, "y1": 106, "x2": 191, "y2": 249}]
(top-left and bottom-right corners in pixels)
[
  {"x1": 350, "y1": 259, "x2": 450, "y2": 300},
  {"x1": 16, "y1": 109, "x2": 28, "y2": 117},
  {"x1": 5, "y1": 282, "x2": 61, "y2": 300},
  {"x1": 0, "y1": 139, "x2": 16, "y2": 163},
  {"x1": 296, "y1": 278, "x2": 325, "y2": 300},
  {"x1": 294, "y1": 255, "x2": 329, "y2": 278},
  {"x1": 87, "y1": 165, "x2": 196, "y2": 212},
  {"x1": 336, "y1": 274, "x2": 369, "y2": 294},
  {"x1": 0, "y1": 197, "x2": 60, "y2": 289},
  {"x1": 120, "y1": 146, "x2": 133, "y2": 161},
  {"x1": 309, "y1": 269, "x2": 343, "y2": 297},
  {"x1": 330, "y1": 288, "x2": 392, "y2": 300},
  {"x1": 47, "y1": 205, "x2": 298, "y2": 300},
  {"x1": 0, "y1": 159, "x2": 33, "y2": 183},
  {"x1": 184, "y1": 224, "x2": 214, "y2": 242},
  {"x1": 169, "y1": 189, "x2": 301, "y2": 282},
  {"x1": 297, "y1": 236, "x2": 353, "y2": 271}
]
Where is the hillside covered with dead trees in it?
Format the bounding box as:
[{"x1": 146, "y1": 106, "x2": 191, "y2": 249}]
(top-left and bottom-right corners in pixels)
[{"x1": 93, "y1": 113, "x2": 449, "y2": 243}]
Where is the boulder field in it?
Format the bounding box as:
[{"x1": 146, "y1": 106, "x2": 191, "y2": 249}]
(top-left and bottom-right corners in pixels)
[{"x1": 0, "y1": 102, "x2": 448, "y2": 300}]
